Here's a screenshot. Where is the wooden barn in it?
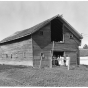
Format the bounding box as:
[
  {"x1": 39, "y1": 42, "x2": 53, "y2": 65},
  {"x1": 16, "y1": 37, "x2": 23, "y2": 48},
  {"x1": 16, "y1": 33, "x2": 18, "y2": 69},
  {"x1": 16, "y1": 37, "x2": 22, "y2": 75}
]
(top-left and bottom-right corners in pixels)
[{"x1": 0, "y1": 15, "x2": 83, "y2": 68}]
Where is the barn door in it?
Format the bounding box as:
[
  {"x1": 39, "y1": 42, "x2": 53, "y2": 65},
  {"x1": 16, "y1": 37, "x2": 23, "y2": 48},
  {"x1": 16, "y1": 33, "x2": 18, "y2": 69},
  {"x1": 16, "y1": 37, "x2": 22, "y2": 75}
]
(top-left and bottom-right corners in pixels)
[{"x1": 70, "y1": 52, "x2": 77, "y2": 65}]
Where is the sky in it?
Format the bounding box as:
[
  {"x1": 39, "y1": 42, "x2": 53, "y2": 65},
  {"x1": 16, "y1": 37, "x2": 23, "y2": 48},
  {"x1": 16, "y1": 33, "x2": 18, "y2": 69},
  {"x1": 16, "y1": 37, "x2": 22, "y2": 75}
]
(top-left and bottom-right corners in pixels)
[{"x1": 0, "y1": 1, "x2": 88, "y2": 47}]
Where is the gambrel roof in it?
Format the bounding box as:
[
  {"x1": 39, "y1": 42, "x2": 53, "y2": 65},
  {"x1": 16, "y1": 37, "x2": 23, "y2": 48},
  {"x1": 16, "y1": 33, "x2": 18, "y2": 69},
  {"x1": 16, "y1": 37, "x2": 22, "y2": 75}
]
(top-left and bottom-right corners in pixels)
[{"x1": 0, "y1": 14, "x2": 83, "y2": 44}]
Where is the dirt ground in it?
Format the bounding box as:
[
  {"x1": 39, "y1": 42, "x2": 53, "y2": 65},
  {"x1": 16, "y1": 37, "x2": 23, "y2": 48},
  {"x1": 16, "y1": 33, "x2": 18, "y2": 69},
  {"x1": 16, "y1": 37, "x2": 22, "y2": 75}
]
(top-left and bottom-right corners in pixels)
[{"x1": 0, "y1": 65, "x2": 88, "y2": 86}]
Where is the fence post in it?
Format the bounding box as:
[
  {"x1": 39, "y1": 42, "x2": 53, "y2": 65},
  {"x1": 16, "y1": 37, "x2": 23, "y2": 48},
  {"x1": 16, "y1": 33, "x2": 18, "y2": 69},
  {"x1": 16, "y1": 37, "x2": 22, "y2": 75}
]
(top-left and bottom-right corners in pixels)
[{"x1": 68, "y1": 57, "x2": 70, "y2": 70}]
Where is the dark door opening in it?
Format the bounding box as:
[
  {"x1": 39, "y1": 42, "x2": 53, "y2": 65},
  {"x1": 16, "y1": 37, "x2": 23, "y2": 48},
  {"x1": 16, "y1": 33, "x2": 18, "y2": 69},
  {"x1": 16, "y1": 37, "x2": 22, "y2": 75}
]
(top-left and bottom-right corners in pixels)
[
  {"x1": 52, "y1": 51, "x2": 64, "y2": 66},
  {"x1": 51, "y1": 18, "x2": 63, "y2": 42}
]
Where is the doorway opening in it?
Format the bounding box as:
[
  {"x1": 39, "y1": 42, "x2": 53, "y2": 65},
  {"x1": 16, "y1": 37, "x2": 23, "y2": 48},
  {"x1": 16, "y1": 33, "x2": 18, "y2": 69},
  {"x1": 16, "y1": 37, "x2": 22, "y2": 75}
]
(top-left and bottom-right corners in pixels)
[
  {"x1": 52, "y1": 51, "x2": 64, "y2": 66},
  {"x1": 51, "y1": 18, "x2": 63, "y2": 42}
]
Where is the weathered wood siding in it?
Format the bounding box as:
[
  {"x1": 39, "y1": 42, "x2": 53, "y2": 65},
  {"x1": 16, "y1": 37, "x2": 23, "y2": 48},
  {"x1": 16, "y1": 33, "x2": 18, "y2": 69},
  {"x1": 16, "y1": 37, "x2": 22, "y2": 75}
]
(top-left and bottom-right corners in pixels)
[
  {"x1": 32, "y1": 21, "x2": 81, "y2": 67},
  {"x1": 32, "y1": 23, "x2": 52, "y2": 68},
  {"x1": 0, "y1": 19, "x2": 81, "y2": 67},
  {"x1": 63, "y1": 26, "x2": 80, "y2": 65},
  {"x1": 65, "y1": 51, "x2": 77, "y2": 65},
  {"x1": 0, "y1": 37, "x2": 33, "y2": 66},
  {"x1": 64, "y1": 26, "x2": 81, "y2": 46}
]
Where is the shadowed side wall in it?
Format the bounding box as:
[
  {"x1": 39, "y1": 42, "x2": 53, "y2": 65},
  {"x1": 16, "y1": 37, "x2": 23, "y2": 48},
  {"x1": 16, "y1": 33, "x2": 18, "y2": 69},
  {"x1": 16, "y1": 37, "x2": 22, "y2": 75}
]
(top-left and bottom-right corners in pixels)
[
  {"x1": 0, "y1": 36, "x2": 33, "y2": 66},
  {"x1": 32, "y1": 23, "x2": 52, "y2": 68}
]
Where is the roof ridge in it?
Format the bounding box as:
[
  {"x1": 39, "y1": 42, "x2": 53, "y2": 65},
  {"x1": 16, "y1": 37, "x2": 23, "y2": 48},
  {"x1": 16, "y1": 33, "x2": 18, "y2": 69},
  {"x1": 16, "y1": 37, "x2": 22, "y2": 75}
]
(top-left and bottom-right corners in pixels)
[
  {"x1": 59, "y1": 17, "x2": 83, "y2": 39},
  {"x1": 0, "y1": 14, "x2": 82, "y2": 44}
]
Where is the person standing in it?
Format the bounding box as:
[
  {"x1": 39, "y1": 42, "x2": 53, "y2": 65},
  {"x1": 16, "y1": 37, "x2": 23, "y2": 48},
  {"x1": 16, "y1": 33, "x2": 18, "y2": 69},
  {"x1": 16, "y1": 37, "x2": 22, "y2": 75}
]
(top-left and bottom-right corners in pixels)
[
  {"x1": 40, "y1": 53, "x2": 45, "y2": 68},
  {"x1": 57, "y1": 55, "x2": 60, "y2": 66},
  {"x1": 64, "y1": 53, "x2": 66, "y2": 66}
]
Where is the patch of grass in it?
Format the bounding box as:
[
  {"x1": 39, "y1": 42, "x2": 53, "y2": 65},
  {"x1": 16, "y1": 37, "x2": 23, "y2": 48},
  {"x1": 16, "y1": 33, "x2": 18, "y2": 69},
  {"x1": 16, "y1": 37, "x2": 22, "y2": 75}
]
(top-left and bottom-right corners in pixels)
[{"x1": 0, "y1": 65, "x2": 88, "y2": 86}]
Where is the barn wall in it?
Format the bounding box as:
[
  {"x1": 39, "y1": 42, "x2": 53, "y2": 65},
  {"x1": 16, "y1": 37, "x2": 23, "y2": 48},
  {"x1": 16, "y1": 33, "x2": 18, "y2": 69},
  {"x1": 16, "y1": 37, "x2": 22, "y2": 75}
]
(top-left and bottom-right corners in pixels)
[
  {"x1": 63, "y1": 26, "x2": 80, "y2": 65},
  {"x1": 64, "y1": 26, "x2": 81, "y2": 46},
  {"x1": 0, "y1": 19, "x2": 81, "y2": 67},
  {"x1": 53, "y1": 25, "x2": 80, "y2": 65},
  {"x1": 32, "y1": 23, "x2": 52, "y2": 68},
  {"x1": 32, "y1": 21, "x2": 80, "y2": 68},
  {"x1": 0, "y1": 37, "x2": 33, "y2": 66},
  {"x1": 65, "y1": 51, "x2": 77, "y2": 65},
  {"x1": 32, "y1": 40, "x2": 52, "y2": 68},
  {"x1": 77, "y1": 49, "x2": 80, "y2": 65}
]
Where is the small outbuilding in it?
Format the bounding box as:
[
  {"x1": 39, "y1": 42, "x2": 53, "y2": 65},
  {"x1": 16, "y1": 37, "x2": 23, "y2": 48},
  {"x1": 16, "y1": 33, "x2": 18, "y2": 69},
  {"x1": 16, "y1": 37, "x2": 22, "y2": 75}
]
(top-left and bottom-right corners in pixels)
[{"x1": 0, "y1": 14, "x2": 83, "y2": 68}]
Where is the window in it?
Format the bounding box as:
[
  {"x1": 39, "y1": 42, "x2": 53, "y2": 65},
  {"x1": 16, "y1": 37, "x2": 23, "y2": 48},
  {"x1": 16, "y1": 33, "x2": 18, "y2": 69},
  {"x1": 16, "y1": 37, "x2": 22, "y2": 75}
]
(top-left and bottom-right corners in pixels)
[
  {"x1": 70, "y1": 34, "x2": 73, "y2": 39},
  {"x1": 39, "y1": 31, "x2": 43, "y2": 36}
]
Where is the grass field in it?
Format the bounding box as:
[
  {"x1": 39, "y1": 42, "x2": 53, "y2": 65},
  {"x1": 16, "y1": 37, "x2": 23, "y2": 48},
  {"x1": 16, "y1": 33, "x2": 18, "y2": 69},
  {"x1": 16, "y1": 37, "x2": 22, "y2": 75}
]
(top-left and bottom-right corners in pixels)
[{"x1": 0, "y1": 65, "x2": 88, "y2": 86}]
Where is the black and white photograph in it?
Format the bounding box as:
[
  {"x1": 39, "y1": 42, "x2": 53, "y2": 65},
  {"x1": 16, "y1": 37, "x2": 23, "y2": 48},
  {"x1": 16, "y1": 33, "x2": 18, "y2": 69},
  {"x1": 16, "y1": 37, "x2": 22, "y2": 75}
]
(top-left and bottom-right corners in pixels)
[{"x1": 0, "y1": 1, "x2": 88, "y2": 87}]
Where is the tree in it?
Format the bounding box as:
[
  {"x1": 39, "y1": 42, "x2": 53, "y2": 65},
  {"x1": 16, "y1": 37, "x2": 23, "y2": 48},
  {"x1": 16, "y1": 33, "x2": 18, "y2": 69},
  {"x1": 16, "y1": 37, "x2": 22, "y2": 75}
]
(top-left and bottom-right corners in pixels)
[{"x1": 83, "y1": 44, "x2": 88, "y2": 49}]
